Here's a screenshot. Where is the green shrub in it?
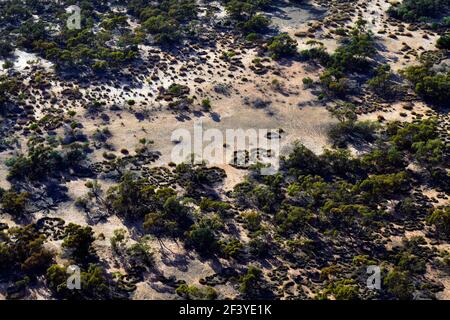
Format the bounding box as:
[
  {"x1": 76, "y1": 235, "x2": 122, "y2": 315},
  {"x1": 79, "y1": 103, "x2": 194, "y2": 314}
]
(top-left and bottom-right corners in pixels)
[
  {"x1": 388, "y1": 0, "x2": 449, "y2": 21},
  {"x1": 384, "y1": 269, "x2": 414, "y2": 300},
  {"x1": 187, "y1": 224, "x2": 218, "y2": 253},
  {"x1": 437, "y1": 34, "x2": 450, "y2": 49},
  {"x1": 267, "y1": 34, "x2": 298, "y2": 59},
  {"x1": 239, "y1": 266, "x2": 262, "y2": 294},
  {"x1": 176, "y1": 284, "x2": 217, "y2": 300},
  {"x1": 1, "y1": 191, "x2": 30, "y2": 217},
  {"x1": 62, "y1": 223, "x2": 95, "y2": 261},
  {"x1": 427, "y1": 207, "x2": 450, "y2": 238},
  {"x1": 239, "y1": 14, "x2": 271, "y2": 33},
  {"x1": 401, "y1": 65, "x2": 450, "y2": 106}
]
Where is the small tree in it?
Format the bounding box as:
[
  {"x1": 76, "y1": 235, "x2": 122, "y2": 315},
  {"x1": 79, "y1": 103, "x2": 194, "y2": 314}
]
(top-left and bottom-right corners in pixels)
[
  {"x1": 437, "y1": 34, "x2": 450, "y2": 49},
  {"x1": 1, "y1": 191, "x2": 30, "y2": 218},
  {"x1": 62, "y1": 223, "x2": 95, "y2": 261},
  {"x1": 427, "y1": 207, "x2": 450, "y2": 239},
  {"x1": 267, "y1": 34, "x2": 298, "y2": 59},
  {"x1": 187, "y1": 224, "x2": 218, "y2": 254},
  {"x1": 239, "y1": 266, "x2": 263, "y2": 296},
  {"x1": 384, "y1": 269, "x2": 414, "y2": 300}
]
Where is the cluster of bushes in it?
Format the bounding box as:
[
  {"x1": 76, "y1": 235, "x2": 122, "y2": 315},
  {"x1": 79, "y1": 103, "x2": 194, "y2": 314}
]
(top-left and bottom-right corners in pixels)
[
  {"x1": 317, "y1": 237, "x2": 432, "y2": 300},
  {"x1": 322, "y1": 279, "x2": 359, "y2": 300},
  {"x1": 224, "y1": 0, "x2": 272, "y2": 21},
  {"x1": 301, "y1": 19, "x2": 377, "y2": 97},
  {"x1": 0, "y1": 190, "x2": 30, "y2": 219},
  {"x1": 387, "y1": 118, "x2": 448, "y2": 168},
  {"x1": 0, "y1": 225, "x2": 53, "y2": 278},
  {"x1": 427, "y1": 206, "x2": 450, "y2": 239},
  {"x1": 176, "y1": 284, "x2": 217, "y2": 300},
  {"x1": 437, "y1": 33, "x2": 450, "y2": 49},
  {"x1": 126, "y1": 0, "x2": 198, "y2": 45},
  {"x1": 367, "y1": 64, "x2": 402, "y2": 99},
  {"x1": 224, "y1": 0, "x2": 299, "y2": 56},
  {"x1": 0, "y1": 76, "x2": 20, "y2": 113},
  {"x1": 224, "y1": 0, "x2": 272, "y2": 36},
  {"x1": 107, "y1": 172, "x2": 171, "y2": 218},
  {"x1": 0, "y1": 41, "x2": 13, "y2": 58},
  {"x1": 143, "y1": 195, "x2": 193, "y2": 238},
  {"x1": 327, "y1": 102, "x2": 378, "y2": 148},
  {"x1": 238, "y1": 266, "x2": 273, "y2": 298},
  {"x1": 0, "y1": 0, "x2": 140, "y2": 71},
  {"x1": 6, "y1": 141, "x2": 90, "y2": 181},
  {"x1": 230, "y1": 116, "x2": 448, "y2": 240},
  {"x1": 46, "y1": 264, "x2": 114, "y2": 300},
  {"x1": 106, "y1": 172, "x2": 194, "y2": 238},
  {"x1": 62, "y1": 223, "x2": 96, "y2": 262},
  {"x1": 266, "y1": 33, "x2": 298, "y2": 59},
  {"x1": 401, "y1": 64, "x2": 450, "y2": 106},
  {"x1": 388, "y1": 0, "x2": 450, "y2": 21},
  {"x1": 19, "y1": 17, "x2": 139, "y2": 71},
  {"x1": 0, "y1": 220, "x2": 124, "y2": 300},
  {"x1": 174, "y1": 163, "x2": 226, "y2": 197},
  {"x1": 221, "y1": 113, "x2": 447, "y2": 299}
]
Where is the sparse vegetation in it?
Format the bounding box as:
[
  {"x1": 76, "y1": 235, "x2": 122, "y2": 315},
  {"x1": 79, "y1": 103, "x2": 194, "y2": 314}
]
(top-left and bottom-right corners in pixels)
[{"x1": 0, "y1": 0, "x2": 448, "y2": 303}]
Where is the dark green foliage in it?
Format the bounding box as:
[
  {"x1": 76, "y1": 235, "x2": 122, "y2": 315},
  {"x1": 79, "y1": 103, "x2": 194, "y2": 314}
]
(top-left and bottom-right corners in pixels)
[
  {"x1": 143, "y1": 196, "x2": 193, "y2": 238},
  {"x1": 387, "y1": 118, "x2": 447, "y2": 167},
  {"x1": 388, "y1": 0, "x2": 450, "y2": 21},
  {"x1": 187, "y1": 224, "x2": 218, "y2": 254},
  {"x1": 320, "y1": 149, "x2": 365, "y2": 181},
  {"x1": 129, "y1": 0, "x2": 198, "y2": 45},
  {"x1": 174, "y1": 163, "x2": 226, "y2": 197},
  {"x1": 241, "y1": 210, "x2": 262, "y2": 232},
  {"x1": 322, "y1": 202, "x2": 382, "y2": 228},
  {"x1": 275, "y1": 205, "x2": 313, "y2": 234},
  {"x1": 401, "y1": 64, "x2": 450, "y2": 106},
  {"x1": 0, "y1": 41, "x2": 13, "y2": 58},
  {"x1": 239, "y1": 266, "x2": 262, "y2": 294},
  {"x1": 46, "y1": 264, "x2": 112, "y2": 299},
  {"x1": 299, "y1": 44, "x2": 330, "y2": 64},
  {"x1": 62, "y1": 223, "x2": 95, "y2": 261},
  {"x1": 324, "y1": 279, "x2": 359, "y2": 300},
  {"x1": 106, "y1": 173, "x2": 161, "y2": 220},
  {"x1": 368, "y1": 64, "x2": 399, "y2": 98},
  {"x1": 20, "y1": 19, "x2": 138, "y2": 71},
  {"x1": 6, "y1": 142, "x2": 88, "y2": 182},
  {"x1": 0, "y1": 76, "x2": 20, "y2": 110},
  {"x1": 1, "y1": 190, "x2": 30, "y2": 218},
  {"x1": 239, "y1": 14, "x2": 271, "y2": 34},
  {"x1": 176, "y1": 284, "x2": 217, "y2": 300},
  {"x1": 395, "y1": 251, "x2": 427, "y2": 274},
  {"x1": 238, "y1": 265, "x2": 274, "y2": 298},
  {"x1": 301, "y1": 19, "x2": 376, "y2": 97},
  {"x1": 427, "y1": 207, "x2": 450, "y2": 238},
  {"x1": 219, "y1": 239, "x2": 244, "y2": 258},
  {"x1": 266, "y1": 33, "x2": 298, "y2": 59},
  {"x1": 0, "y1": 225, "x2": 53, "y2": 276},
  {"x1": 437, "y1": 33, "x2": 450, "y2": 49},
  {"x1": 199, "y1": 198, "x2": 232, "y2": 216},
  {"x1": 384, "y1": 269, "x2": 414, "y2": 300},
  {"x1": 0, "y1": 1, "x2": 140, "y2": 72},
  {"x1": 224, "y1": 0, "x2": 272, "y2": 21},
  {"x1": 355, "y1": 172, "x2": 410, "y2": 202},
  {"x1": 282, "y1": 143, "x2": 323, "y2": 176},
  {"x1": 248, "y1": 236, "x2": 270, "y2": 257},
  {"x1": 327, "y1": 103, "x2": 378, "y2": 148},
  {"x1": 361, "y1": 145, "x2": 406, "y2": 174},
  {"x1": 126, "y1": 240, "x2": 154, "y2": 270},
  {"x1": 330, "y1": 19, "x2": 376, "y2": 72},
  {"x1": 142, "y1": 15, "x2": 182, "y2": 44}
]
